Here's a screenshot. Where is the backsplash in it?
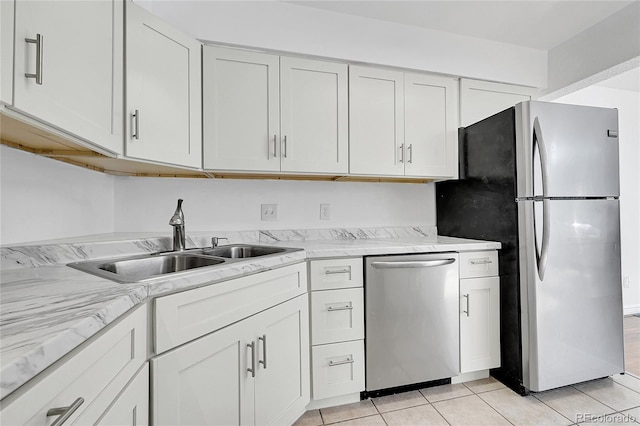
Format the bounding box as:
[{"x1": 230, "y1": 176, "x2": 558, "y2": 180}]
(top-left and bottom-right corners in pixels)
[{"x1": 0, "y1": 226, "x2": 436, "y2": 270}]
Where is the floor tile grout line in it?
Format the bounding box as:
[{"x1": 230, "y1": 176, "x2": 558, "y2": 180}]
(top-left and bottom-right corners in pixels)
[
  {"x1": 610, "y1": 375, "x2": 640, "y2": 394},
  {"x1": 570, "y1": 384, "x2": 620, "y2": 412},
  {"x1": 428, "y1": 400, "x2": 453, "y2": 426},
  {"x1": 474, "y1": 389, "x2": 519, "y2": 426},
  {"x1": 530, "y1": 392, "x2": 581, "y2": 424}
]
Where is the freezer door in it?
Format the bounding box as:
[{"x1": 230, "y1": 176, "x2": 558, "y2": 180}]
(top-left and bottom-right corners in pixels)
[
  {"x1": 516, "y1": 101, "x2": 619, "y2": 198},
  {"x1": 518, "y1": 199, "x2": 624, "y2": 392}
]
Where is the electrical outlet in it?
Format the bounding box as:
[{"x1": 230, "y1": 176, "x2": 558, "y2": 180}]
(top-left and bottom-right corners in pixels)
[
  {"x1": 623, "y1": 276, "x2": 630, "y2": 288},
  {"x1": 320, "y1": 204, "x2": 331, "y2": 220},
  {"x1": 261, "y1": 204, "x2": 278, "y2": 221}
]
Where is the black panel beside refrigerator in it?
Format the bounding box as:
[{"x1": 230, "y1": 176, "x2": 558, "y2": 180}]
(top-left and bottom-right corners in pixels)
[{"x1": 436, "y1": 107, "x2": 528, "y2": 395}]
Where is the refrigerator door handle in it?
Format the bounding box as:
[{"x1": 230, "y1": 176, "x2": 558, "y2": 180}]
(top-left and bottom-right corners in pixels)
[
  {"x1": 533, "y1": 199, "x2": 550, "y2": 281},
  {"x1": 532, "y1": 117, "x2": 549, "y2": 198}
]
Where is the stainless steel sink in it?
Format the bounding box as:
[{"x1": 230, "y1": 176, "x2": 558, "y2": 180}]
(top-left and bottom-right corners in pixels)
[
  {"x1": 202, "y1": 244, "x2": 286, "y2": 259},
  {"x1": 68, "y1": 244, "x2": 300, "y2": 283},
  {"x1": 100, "y1": 253, "x2": 225, "y2": 277}
]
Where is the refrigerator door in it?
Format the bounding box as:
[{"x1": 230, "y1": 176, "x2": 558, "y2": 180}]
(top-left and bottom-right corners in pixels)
[
  {"x1": 518, "y1": 198, "x2": 624, "y2": 392},
  {"x1": 516, "y1": 101, "x2": 620, "y2": 198}
]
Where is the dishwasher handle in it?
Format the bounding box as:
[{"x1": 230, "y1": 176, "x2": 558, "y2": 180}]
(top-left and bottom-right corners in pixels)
[{"x1": 370, "y1": 259, "x2": 456, "y2": 269}]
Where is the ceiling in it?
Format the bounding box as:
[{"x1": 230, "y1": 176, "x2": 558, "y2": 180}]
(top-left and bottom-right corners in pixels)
[
  {"x1": 286, "y1": 1, "x2": 635, "y2": 50},
  {"x1": 286, "y1": 1, "x2": 639, "y2": 92}
]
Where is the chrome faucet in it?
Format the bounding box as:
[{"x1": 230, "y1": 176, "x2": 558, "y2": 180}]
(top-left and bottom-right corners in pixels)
[{"x1": 169, "y1": 199, "x2": 186, "y2": 251}]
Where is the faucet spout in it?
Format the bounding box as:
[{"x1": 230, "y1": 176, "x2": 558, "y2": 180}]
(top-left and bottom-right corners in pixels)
[{"x1": 169, "y1": 199, "x2": 186, "y2": 251}]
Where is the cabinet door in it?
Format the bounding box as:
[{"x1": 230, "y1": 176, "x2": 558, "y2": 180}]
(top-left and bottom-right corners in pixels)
[
  {"x1": 460, "y1": 79, "x2": 537, "y2": 126},
  {"x1": 125, "y1": 2, "x2": 202, "y2": 168},
  {"x1": 280, "y1": 57, "x2": 348, "y2": 174},
  {"x1": 93, "y1": 364, "x2": 149, "y2": 426},
  {"x1": 12, "y1": 0, "x2": 123, "y2": 154},
  {"x1": 1, "y1": 0, "x2": 14, "y2": 105},
  {"x1": 254, "y1": 295, "x2": 310, "y2": 426},
  {"x1": 460, "y1": 277, "x2": 501, "y2": 373},
  {"x1": 349, "y1": 66, "x2": 404, "y2": 176},
  {"x1": 404, "y1": 73, "x2": 457, "y2": 178},
  {"x1": 152, "y1": 317, "x2": 255, "y2": 426},
  {"x1": 203, "y1": 47, "x2": 280, "y2": 172}
]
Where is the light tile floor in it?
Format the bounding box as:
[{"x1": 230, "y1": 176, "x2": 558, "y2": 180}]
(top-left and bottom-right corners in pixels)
[
  {"x1": 625, "y1": 316, "x2": 640, "y2": 376},
  {"x1": 294, "y1": 375, "x2": 640, "y2": 426}
]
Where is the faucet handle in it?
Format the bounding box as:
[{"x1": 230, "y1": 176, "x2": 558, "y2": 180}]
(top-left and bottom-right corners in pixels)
[{"x1": 212, "y1": 237, "x2": 229, "y2": 248}]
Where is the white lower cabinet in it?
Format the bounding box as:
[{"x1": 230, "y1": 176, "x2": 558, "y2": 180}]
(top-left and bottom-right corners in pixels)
[
  {"x1": 308, "y1": 258, "x2": 365, "y2": 406},
  {"x1": 311, "y1": 341, "x2": 365, "y2": 400},
  {"x1": 459, "y1": 251, "x2": 501, "y2": 374},
  {"x1": 152, "y1": 294, "x2": 309, "y2": 426},
  {"x1": 0, "y1": 304, "x2": 148, "y2": 426},
  {"x1": 93, "y1": 364, "x2": 150, "y2": 426}
]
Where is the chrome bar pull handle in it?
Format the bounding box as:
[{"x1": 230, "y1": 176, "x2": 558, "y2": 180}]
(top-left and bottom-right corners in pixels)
[
  {"x1": 329, "y1": 357, "x2": 354, "y2": 367},
  {"x1": 272, "y1": 134, "x2": 277, "y2": 158},
  {"x1": 258, "y1": 334, "x2": 267, "y2": 369},
  {"x1": 25, "y1": 34, "x2": 43, "y2": 85},
  {"x1": 470, "y1": 258, "x2": 492, "y2": 265},
  {"x1": 324, "y1": 268, "x2": 351, "y2": 275},
  {"x1": 408, "y1": 144, "x2": 413, "y2": 164},
  {"x1": 283, "y1": 135, "x2": 287, "y2": 158},
  {"x1": 46, "y1": 397, "x2": 84, "y2": 426},
  {"x1": 132, "y1": 110, "x2": 140, "y2": 140},
  {"x1": 327, "y1": 303, "x2": 353, "y2": 312},
  {"x1": 247, "y1": 342, "x2": 256, "y2": 377},
  {"x1": 463, "y1": 294, "x2": 470, "y2": 317},
  {"x1": 399, "y1": 143, "x2": 404, "y2": 163}
]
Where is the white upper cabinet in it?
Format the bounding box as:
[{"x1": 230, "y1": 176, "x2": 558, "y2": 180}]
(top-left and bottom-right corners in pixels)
[
  {"x1": 350, "y1": 66, "x2": 457, "y2": 178},
  {"x1": 125, "y1": 1, "x2": 202, "y2": 168},
  {"x1": 203, "y1": 47, "x2": 280, "y2": 172},
  {"x1": 460, "y1": 78, "x2": 537, "y2": 127},
  {"x1": 10, "y1": 0, "x2": 123, "y2": 154},
  {"x1": 1, "y1": 0, "x2": 14, "y2": 105},
  {"x1": 203, "y1": 47, "x2": 348, "y2": 174},
  {"x1": 405, "y1": 73, "x2": 457, "y2": 178},
  {"x1": 280, "y1": 57, "x2": 348, "y2": 174},
  {"x1": 349, "y1": 66, "x2": 405, "y2": 176}
]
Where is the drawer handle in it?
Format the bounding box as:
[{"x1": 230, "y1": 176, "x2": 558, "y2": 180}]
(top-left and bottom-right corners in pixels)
[
  {"x1": 258, "y1": 334, "x2": 267, "y2": 369},
  {"x1": 463, "y1": 294, "x2": 470, "y2": 317},
  {"x1": 470, "y1": 258, "x2": 492, "y2": 265},
  {"x1": 325, "y1": 268, "x2": 351, "y2": 275},
  {"x1": 46, "y1": 397, "x2": 84, "y2": 426},
  {"x1": 247, "y1": 342, "x2": 256, "y2": 377},
  {"x1": 329, "y1": 357, "x2": 354, "y2": 367},
  {"x1": 327, "y1": 303, "x2": 353, "y2": 312}
]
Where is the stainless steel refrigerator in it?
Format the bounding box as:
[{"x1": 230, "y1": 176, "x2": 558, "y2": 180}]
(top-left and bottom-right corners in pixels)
[{"x1": 436, "y1": 100, "x2": 625, "y2": 393}]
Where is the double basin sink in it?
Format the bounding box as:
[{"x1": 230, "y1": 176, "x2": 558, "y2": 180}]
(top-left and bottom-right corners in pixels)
[{"x1": 68, "y1": 244, "x2": 301, "y2": 284}]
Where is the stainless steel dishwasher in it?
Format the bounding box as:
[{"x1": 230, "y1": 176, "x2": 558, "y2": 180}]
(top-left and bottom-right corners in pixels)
[{"x1": 365, "y1": 253, "x2": 460, "y2": 391}]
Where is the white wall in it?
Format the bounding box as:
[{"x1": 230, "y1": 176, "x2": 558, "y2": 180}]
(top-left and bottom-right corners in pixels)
[
  {"x1": 147, "y1": 1, "x2": 547, "y2": 88},
  {"x1": 113, "y1": 177, "x2": 435, "y2": 233},
  {"x1": 552, "y1": 85, "x2": 640, "y2": 314},
  {"x1": 0, "y1": 145, "x2": 115, "y2": 245},
  {"x1": 0, "y1": 144, "x2": 436, "y2": 244}
]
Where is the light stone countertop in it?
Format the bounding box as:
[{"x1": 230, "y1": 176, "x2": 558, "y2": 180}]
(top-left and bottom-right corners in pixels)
[{"x1": 0, "y1": 227, "x2": 500, "y2": 399}]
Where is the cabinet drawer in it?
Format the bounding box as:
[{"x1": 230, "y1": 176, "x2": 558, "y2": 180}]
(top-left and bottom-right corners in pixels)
[
  {"x1": 312, "y1": 341, "x2": 365, "y2": 400},
  {"x1": 311, "y1": 288, "x2": 364, "y2": 345},
  {"x1": 1, "y1": 304, "x2": 148, "y2": 426},
  {"x1": 155, "y1": 262, "x2": 307, "y2": 353},
  {"x1": 459, "y1": 251, "x2": 499, "y2": 278},
  {"x1": 309, "y1": 258, "x2": 363, "y2": 290}
]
